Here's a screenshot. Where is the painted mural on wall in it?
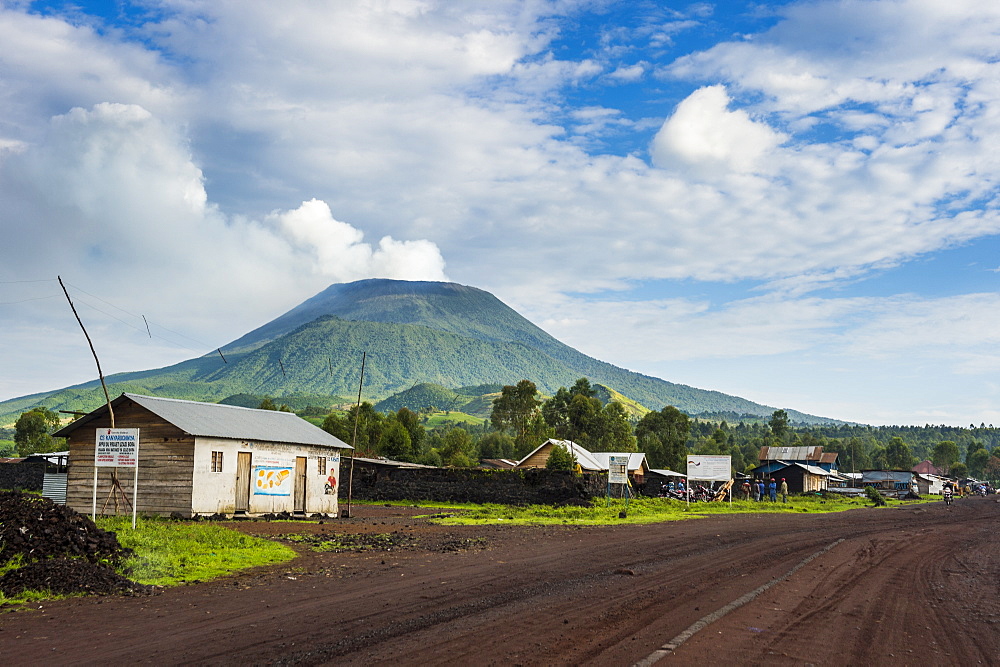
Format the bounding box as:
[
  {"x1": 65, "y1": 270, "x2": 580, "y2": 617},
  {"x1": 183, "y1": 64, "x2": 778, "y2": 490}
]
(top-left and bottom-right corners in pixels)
[
  {"x1": 324, "y1": 453, "x2": 340, "y2": 495},
  {"x1": 253, "y1": 456, "x2": 294, "y2": 496}
]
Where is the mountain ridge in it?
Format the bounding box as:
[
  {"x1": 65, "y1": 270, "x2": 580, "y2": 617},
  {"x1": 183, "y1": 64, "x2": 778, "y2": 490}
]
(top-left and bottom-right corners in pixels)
[{"x1": 0, "y1": 279, "x2": 837, "y2": 425}]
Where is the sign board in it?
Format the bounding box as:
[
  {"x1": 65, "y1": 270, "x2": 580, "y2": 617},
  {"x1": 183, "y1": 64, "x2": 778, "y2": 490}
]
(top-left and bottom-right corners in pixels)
[
  {"x1": 686, "y1": 455, "x2": 731, "y2": 482},
  {"x1": 608, "y1": 455, "x2": 629, "y2": 484},
  {"x1": 95, "y1": 428, "x2": 139, "y2": 468},
  {"x1": 253, "y1": 466, "x2": 293, "y2": 496}
]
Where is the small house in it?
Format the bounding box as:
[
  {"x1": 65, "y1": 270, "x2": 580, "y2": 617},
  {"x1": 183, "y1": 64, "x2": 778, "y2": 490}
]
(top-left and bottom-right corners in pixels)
[
  {"x1": 515, "y1": 439, "x2": 604, "y2": 472},
  {"x1": 590, "y1": 452, "x2": 650, "y2": 485},
  {"x1": 750, "y1": 461, "x2": 832, "y2": 493},
  {"x1": 912, "y1": 460, "x2": 942, "y2": 475},
  {"x1": 759, "y1": 446, "x2": 839, "y2": 473},
  {"x1": 861, "y1": 470, "x2": 916, "y2": 496},
  {"x1": 914, "y1": 473, "x2": 947, "y2": 495},
  {"x1": 515, "y1": 439, "x2": 650, "y2": 488},
  {"x1": 55, "y1": 393, "x2": 351, "y2": 518}
]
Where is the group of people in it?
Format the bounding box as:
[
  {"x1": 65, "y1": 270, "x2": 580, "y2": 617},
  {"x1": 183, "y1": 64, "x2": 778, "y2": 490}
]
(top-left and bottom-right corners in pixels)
[
  {"x1": 741, "y1": 477, "x2": 789, "y2": 503},
  {"x1": 944, "y1": 480, "x2": 996, "y2": 498}
]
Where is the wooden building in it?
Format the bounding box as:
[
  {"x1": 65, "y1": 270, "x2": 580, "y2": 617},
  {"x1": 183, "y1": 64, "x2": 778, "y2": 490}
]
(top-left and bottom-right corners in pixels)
[
  {"x1": 516, "y1": 439, "x2": 649, "y2": 485},
  {"x1": 55, "y1": 393, "x2": 351, "y2": 518},
  {"x1": 750, "y1": 461, "x2": 832, "y2": 493}
]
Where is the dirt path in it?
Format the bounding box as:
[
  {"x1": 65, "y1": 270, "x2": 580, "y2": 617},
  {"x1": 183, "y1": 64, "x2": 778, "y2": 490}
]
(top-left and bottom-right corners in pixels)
[{"x1": 1, "y1": 498, "x2": 997, "y2": 666}]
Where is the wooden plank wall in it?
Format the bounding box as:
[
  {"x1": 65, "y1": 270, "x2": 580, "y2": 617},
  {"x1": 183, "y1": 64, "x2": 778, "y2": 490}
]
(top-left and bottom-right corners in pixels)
[
  {"x1": 65, "y1": 399, "x2": 196, "y2": 516},
  {"x1": 518, "y1": 443, "x2": 554, "y2": 468}
]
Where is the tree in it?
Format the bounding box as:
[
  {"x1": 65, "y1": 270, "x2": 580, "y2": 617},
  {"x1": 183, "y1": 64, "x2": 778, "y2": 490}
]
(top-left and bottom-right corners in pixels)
[
  {"x1": 884, "y1": 437, "x2": 914, "y2": 470},
  {"x1": 378, "y1": 418, "x2": 414, "y2": 461},
  {"x1": 966, "y1": 447, "x2": 990, "y2": 478},
  {"x1": 258, "y1": 398, "x2": 292, "y2": 412},
  {"x1": 479, "y1": 431, "x2": 515, "y2": 460},
  {"x1": 593, "y1": 401, "x2": 636, "y2": 452},
  {"x1": 768, "y1": 410, "x2": 790, "y2": 440},
  {"x1": 635, "y1": 406, "x2": 690, "y2": 471},
  {"x1": 931, "y1": 440, "x2": 960, "y2": 475},
  {"x1": 394, "y1": 407, "x2": 425, "y2": 451},
  {"x1": 545, "y1": 442, "x2": 576, "y2": 471},
  {"x1": 322, "y1": 403, "x2": 384, "y2": 455},
  {"x1": 491, "y1": 380, "x2": 542, "y2": 453},
  {"x1": 984, "y1": 455, "x2": 1000, "y2": 481},
  {"x1": 541, "y1": 378, "x2": 602, "y2": 444},
  {"x1": 951, "y1": 461, "x2": 968, "y2": 479},
  {"x1": 439, "y1": 427, "x2": 476, "y2": 467},
  {"x1": 14, "y1": 407, "x2": 63, "y2": 456}
]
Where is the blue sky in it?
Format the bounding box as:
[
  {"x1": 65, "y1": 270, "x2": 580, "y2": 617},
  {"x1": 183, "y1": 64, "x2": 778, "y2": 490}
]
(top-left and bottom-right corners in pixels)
[{"x1": 2, "y1": 0, "x2": 999, "y2": 426}]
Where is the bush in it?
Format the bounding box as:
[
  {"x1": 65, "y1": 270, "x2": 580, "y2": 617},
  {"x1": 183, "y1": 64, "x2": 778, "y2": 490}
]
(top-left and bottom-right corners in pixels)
[{"x1": 864, "y1": 485, "x2": 886, "y2": 507}]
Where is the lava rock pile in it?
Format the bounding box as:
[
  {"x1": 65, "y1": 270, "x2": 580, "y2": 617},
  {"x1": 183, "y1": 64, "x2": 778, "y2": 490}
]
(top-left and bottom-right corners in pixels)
[{"x1": 0, "y1": 490, "x2": 153, "y2": 597}]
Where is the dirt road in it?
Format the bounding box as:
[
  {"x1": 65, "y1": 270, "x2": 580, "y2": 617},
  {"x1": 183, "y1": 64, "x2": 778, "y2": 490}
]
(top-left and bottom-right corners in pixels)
[{"x1": 2, "y1": 497, "x2": 997, "y2": 665}]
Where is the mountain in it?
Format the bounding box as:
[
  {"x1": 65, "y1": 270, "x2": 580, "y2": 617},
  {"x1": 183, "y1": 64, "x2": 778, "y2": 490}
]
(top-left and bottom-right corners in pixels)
[{"x1": 0, "y1": 279, "x2": 836, "y2": 425}]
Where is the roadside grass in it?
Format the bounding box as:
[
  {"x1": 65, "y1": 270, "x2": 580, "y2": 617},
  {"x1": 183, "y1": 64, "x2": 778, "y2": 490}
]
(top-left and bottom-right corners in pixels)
[
  {"x1": 98, "y1": 516, "x2": 296, "y2": 586},
  {"x1": 427, "y1": 494, "x2": 933, "y2": 526}
]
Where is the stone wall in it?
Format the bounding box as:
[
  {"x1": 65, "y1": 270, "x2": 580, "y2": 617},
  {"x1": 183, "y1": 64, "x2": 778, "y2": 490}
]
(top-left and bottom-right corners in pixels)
[
  {"x1": 0, "y1": 462, "x2": 44, "y2": 491},
  {"x1": 342, "y1": 466, "x2": 607, "y2": 504}
]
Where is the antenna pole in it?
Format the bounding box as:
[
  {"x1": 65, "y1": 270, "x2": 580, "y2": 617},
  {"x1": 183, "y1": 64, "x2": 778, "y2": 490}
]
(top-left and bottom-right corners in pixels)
[
  {"x1": 346, "y1": 351, "x2": 366, "y2": 517},
  {"x1": 59, "y1": 276, "x2": 114, "y2": 428}
]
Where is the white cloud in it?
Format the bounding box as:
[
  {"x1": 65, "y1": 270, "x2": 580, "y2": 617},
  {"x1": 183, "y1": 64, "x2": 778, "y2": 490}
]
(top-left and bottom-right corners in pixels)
[
  {"x1": 651, "y1": 84, "x2": 787, "y2": 175},
  {"x1": 269, "y1": 199, "x2": 447, "y2": 282},
  {"x1": 0, "y1": 101, "x2": 447, "y2": 398},
  {"x1": 3, "y1": 0, "x2": 1000, "y2": 425}
]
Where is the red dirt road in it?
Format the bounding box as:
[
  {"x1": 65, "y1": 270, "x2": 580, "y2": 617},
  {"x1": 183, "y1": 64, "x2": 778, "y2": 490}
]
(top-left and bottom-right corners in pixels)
[{"x1": 1, "y1": 498, "x2": 997, "y2": 666}]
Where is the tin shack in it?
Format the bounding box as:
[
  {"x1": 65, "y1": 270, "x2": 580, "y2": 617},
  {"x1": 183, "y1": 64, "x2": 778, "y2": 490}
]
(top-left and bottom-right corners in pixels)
[{"x1": 56, "y1": 393, "x2": 351, "y2": 517}]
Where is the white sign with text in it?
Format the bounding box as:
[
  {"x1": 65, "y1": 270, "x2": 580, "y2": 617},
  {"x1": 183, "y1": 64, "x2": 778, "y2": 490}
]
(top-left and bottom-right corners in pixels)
[{"x1": 95, "y1": 428, "x2": 140, "y2": 468}]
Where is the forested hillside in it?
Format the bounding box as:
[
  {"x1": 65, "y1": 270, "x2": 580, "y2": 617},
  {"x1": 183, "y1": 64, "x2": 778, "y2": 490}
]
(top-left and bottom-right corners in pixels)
[{"x1": 0, "y1": 279, "x2": 832, "y2": 426}]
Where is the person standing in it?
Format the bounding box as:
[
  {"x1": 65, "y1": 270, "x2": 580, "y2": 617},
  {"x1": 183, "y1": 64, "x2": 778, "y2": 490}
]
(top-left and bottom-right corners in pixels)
[
  {"x1": 756, "y1": 479, "x2": 764, "y2": 502},
  {"x1": 742, "y1": 479, "x2": 752, "y2": 501},
  {"x1": 768, "y1": 478, "x2": 778, "y2": 502},
  {"x1": 780, "y1": 478, "x2": 789, "y2": 503}
]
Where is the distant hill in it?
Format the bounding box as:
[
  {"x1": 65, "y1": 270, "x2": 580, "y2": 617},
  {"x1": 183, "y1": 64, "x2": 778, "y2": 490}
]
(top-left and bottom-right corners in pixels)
[{"x1": 0, "y1": 279, "x2": 837, "y2": 425}]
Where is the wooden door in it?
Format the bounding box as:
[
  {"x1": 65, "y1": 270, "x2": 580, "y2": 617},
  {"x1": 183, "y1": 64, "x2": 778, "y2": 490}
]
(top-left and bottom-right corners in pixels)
[
  {"x1": 294, "y1": 457, "x2": 307, "y2": 514},
  {"x1": 235, "y1": 452, "x2": 252, "y2": 512}
]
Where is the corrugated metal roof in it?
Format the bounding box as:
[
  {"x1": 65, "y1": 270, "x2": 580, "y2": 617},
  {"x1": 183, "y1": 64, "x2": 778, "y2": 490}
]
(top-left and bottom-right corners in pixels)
[
  {"x1": 760, "y1": 446, "x2": 822, "y2": 461},
  {"x1": 515, "y1": 439, "x2": 604, "y2": 470},
  {"x1": 861, "y1": 470, "x2": 914, "y2": 483},
  {"x1": 590, "y1": 452, "x2": 648, "y2": 472},
  {"x1": 762, "y1": 460, "x2": 832, "y2": 476},
  {"x1": 56, "y1": 393, "x2": 351, "y2": 450},
  {"x1": 649, "y1": 469, "x2": 685, "y2": 477}
]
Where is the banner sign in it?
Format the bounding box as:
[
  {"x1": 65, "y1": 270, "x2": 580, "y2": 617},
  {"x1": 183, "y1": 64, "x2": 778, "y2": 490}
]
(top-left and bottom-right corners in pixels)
[
  {"x1": 254, "y1": 466, "x2": 293, "y2": 496},
  {"x1": 608, "y1": 455, "x2": 629, "y2": 484},
  {"x1": 95, "y1": 428, "x2": 139, "y2": 468},
  {"x1": 686, "y1": 455, "x2": 731, "y2": 482}
]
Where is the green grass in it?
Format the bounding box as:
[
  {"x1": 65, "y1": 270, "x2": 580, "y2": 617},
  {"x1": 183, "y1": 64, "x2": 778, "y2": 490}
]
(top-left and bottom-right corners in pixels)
[
  {"x1": 429, "y1": 494, "x2": 925, "y2": 526},
  {"x1": 423, "y1": 411, "x2": 485, "y2": 426},
  {"x1": 98, "y1": 516, "x2": 296, "y2": 586}
]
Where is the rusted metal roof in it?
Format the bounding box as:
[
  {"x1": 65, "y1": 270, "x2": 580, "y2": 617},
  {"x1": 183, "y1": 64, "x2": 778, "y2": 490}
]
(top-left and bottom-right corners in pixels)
[{"x1": 759, "y1": 446, "x2": 823, "y2": 461}]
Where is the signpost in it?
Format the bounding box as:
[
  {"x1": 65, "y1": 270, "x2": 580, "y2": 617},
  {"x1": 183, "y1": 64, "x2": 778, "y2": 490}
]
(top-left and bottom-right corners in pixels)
[
  {"x1": 686, "y1": 455, "x2": 733, "y2": 507},
  {"x1": 93, "y1": 428, "x2": 140, "y2": 528},
  {"x1": 607, "y1": 455, "x2": 632, "y2": 516}
]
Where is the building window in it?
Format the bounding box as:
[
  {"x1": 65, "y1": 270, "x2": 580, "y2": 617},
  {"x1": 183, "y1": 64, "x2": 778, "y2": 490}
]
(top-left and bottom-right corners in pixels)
[
  {"x1": 317, "y1": 457, "x2": 326, "y2": 474},
  {"x1": 211, "y1": 451, "x2": 223, "y2": 472}
]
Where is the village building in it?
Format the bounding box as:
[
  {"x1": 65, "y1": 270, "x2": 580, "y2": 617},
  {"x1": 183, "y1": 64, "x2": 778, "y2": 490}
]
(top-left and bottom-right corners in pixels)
[
  {"x1": 515, "y1": 439, "x2": 649, "y2": 485},
  {"x1": 914, "y1": 472, "x2": 947, "y2": 495},
  {"x1": 861, "y1": 470, "x2": 917, "y2": 496},
  {"x1": 758, "y1": 445, "x2": 839, "y2": 472},
  {"x1": 912, "y1": 460, "x2": 942, "y2": 476},
  {"x1": 750, "y1": 460, "x2": 833, "y2": 493},
  {"x1": 55, "y1": 393, "x2": 351, "y2": 518}
]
